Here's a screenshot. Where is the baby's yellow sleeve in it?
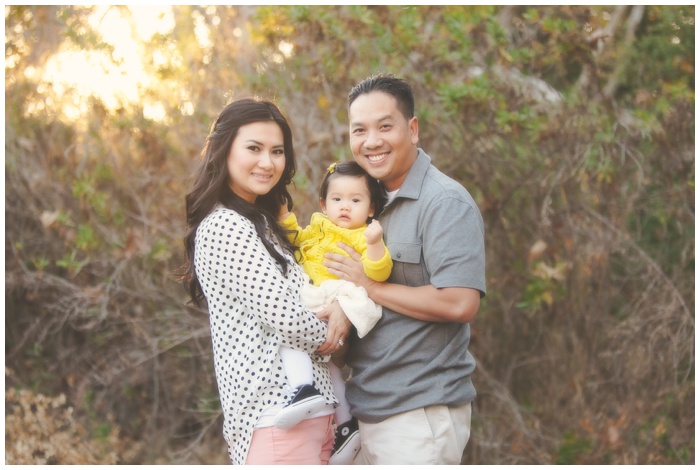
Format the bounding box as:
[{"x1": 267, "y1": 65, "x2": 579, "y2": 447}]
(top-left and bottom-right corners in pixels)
[
  {"x1": 280, "y1": 212, "x2": 302, "y2": 245},
  {"x1": 361, "y1": 245, "x2": 393, "y2": 282}
]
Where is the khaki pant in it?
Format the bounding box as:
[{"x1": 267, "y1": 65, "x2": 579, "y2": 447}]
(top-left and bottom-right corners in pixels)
[{"x1": 353, "y1": 402, "x2": 472, "y2": 465}]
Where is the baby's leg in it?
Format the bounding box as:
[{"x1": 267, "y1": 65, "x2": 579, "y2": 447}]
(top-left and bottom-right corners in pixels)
[
  {"x1": 279, "y1": 346, "x2": 314, "y2": 389},
  {"x1": 328, "y1": 362, "x2": 352, "y2": 424},
  {"x1": 328, "y1": 362, "x2": 361, "y2": 464},
  {"x1": 275, "y1": 346, "x2": 326, "y2": 429}
]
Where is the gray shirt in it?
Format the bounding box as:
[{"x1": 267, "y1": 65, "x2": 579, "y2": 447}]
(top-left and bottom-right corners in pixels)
[{"x1": 345, "y1": 149, "x2": 486, "y2": 423}]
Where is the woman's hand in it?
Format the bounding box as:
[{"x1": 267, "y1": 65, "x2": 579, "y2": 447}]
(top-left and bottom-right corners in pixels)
[
  {"x1": 278, "y1": 197, "x2": 290, "y2": 221},
  {"x1": 315, "y1": 300, "x2": 352, "y2": 355}
]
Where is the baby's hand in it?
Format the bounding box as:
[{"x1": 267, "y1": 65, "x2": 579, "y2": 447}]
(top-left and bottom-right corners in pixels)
[
  {"x1": 364, "y1": 220, "x2": 383, "y2": 245},
  {"x1": 278, "y1": 197, "x2": 290, "y2": 220}
]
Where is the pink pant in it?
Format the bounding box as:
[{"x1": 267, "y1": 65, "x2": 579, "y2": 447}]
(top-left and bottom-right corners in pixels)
[{"x1": 245, "y1": 414, "x2": 334, "y2": 464}]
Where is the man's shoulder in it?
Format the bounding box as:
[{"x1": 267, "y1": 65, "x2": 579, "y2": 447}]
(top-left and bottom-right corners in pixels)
[
  {"x1": 415, "y1": 150, "x2": 470, "y2": 196},
  {"x1": 423, "y1": 164, "x2": 474, "y2": 203}
]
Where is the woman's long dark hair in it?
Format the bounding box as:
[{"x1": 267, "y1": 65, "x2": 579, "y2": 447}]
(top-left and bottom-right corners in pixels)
[{"x1": 182, "y1": 98, "x2": 297, "y2": 306}]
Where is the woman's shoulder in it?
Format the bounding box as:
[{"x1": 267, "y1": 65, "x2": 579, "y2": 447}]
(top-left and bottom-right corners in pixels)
[
  {"x1": 199, "y1": 205, "x2": 252, "y2": 233},
  {"x1": 202, "y1": 204, "x2": 242, "y2": 221}
]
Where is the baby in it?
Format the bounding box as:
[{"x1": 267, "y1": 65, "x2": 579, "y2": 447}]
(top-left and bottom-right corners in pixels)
[{"x1": 277, "y1": 161, "x2": 391, "y2": 464}]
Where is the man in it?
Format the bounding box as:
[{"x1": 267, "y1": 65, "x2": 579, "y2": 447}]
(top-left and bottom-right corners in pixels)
[{"x1": 325, "y1": 74, "x2": 486, "y2": 465}]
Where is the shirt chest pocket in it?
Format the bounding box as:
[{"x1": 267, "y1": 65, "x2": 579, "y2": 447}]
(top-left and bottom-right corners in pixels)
[{"x1": 388, "y1": 242, "x2": 426, "y2": 286}]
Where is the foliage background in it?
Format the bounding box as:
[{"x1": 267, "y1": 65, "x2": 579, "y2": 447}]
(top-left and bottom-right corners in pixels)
[{"x1": 5, "y1": 5, "x2": 695, "y2": 464}]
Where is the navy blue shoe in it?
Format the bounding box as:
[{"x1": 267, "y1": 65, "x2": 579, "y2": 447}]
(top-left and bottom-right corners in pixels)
[
  {"x1": 274, "y1": 385, "x2": 327, "y2": 429},
  {"x1": 329, "y1": 418, "x2": 360, "y2": 465}
]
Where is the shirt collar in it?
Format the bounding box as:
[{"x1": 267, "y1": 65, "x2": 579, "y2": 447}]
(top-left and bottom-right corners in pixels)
[{"x1": 392, "y1": 148, "x2": 431, "y2": 202}]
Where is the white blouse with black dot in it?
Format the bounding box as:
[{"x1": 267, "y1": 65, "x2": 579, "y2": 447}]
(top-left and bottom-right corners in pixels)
[{"x1": 194, "y1": 205, "x2": 336, "y2": 464}]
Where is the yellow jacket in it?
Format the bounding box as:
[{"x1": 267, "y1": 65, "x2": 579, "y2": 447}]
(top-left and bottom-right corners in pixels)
[{"x1": 281, "y1": 212, "x2": 392, "y2": 286}]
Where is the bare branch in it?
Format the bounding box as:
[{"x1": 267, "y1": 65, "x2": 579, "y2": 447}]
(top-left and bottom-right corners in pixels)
[{"x1": 603, "y1": 6, "x2": 646, "y2": 99}]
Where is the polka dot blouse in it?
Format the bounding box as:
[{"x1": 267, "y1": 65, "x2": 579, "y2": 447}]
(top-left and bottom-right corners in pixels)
[{"x1": 194, "y1": 205, "x2": 337, "y2": 464}]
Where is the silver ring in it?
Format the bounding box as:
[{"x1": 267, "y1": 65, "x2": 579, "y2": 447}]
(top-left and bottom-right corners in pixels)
[{"x1": 338, "y1": 339, "x2": 344, "y2": 347}]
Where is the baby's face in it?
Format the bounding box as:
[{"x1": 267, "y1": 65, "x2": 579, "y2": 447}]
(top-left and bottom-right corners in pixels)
[{"x1": 320, "y1": 175, "x2": 374, "y2": 230}]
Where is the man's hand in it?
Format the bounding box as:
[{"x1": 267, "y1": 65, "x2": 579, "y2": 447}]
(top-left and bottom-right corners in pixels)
[
  {"x1": 327, "y1": 243, "x2": 481, "y2": 324},
  {"x1": 324, "y1": 243, "x2": 374, "y2": 291}
]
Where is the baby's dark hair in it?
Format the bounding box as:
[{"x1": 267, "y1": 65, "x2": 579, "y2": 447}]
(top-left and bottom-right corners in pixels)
[{"x1": 319, "y1": 161, "x2": 386, "y2": 222}]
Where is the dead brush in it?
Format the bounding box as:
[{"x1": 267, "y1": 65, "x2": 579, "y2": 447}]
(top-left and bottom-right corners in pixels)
[{"x1": 4, "y1": 368, "x2": 133, "y2": 464}]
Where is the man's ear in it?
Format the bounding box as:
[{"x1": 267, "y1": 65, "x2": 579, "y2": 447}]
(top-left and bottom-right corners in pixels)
[{"x1": 409, "y1": 116, "x2": 420, "y2": 145}]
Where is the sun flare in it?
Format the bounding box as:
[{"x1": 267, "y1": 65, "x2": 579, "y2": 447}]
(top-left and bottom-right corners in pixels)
[{"x1": 38, "y1": 6, "x2": 175, "y2": 121}]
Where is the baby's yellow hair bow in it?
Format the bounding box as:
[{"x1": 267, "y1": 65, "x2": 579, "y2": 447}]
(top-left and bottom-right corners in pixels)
[{"x1": 327, "y1": 162, "x2": 337, "y2": 174}]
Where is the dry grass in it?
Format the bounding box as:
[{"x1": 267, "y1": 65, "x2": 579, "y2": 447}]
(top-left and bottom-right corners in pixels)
[{"x1": 5, "y1": 368, "x2": 129, "y2": 464}]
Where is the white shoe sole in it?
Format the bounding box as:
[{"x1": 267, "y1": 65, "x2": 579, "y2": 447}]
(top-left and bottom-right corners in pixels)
[
  {"x1": 329, "y1": 431, "x2": 360, "y2": 465},
  {"x1": 274, "y1": 395, "x2": 327, "y2": 429}
]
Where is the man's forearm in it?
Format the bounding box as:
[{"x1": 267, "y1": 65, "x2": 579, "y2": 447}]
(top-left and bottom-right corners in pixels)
[{"x1": 366, "y1": 283, "x2": 480, "y2": 323}]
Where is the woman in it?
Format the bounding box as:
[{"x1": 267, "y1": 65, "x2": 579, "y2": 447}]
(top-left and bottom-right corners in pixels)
[{"x1": 181, "y1": 98, "x2": 351, "y2": 464}]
